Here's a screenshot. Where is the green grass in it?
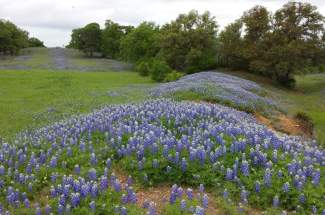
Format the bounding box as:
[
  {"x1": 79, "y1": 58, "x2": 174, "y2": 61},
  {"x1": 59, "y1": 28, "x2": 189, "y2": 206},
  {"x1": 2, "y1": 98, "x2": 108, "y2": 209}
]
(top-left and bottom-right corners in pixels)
[
  {"x1": 0, "y1": 48, "x2": 52, "y2": 69},
  {"x1": 65, "y1": 48, "x2": 131, "y2": 71},
  {"x1": 0, "y1": 70, "x2": 154, "y2": 137},
  {"x1": 22, "y1": 47, "x2": 53, "y2": 68},
  {"x1": 222, "y1": 70, "x2": 325, "y2": 146}
]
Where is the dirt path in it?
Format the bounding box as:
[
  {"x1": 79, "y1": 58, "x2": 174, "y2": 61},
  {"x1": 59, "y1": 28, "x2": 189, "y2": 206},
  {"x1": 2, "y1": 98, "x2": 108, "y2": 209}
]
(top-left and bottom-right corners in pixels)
[{"x1": 48, "y1": 48, "x2": 71, "y2": 70}]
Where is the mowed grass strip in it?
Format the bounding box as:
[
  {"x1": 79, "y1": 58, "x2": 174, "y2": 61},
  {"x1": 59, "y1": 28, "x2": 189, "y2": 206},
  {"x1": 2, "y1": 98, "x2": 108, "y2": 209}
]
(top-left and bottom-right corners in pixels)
[{"x1": 0, "y1": 70, "x2": 154, "y2": 137}]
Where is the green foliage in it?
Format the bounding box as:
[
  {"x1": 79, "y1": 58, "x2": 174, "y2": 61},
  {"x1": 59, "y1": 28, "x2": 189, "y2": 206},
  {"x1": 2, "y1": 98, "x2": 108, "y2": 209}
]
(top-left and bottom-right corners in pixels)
[
  {"x1": 163, "y1": 71, "x2": 183, "y2": 82},
  {"x1": 101, "y1": 20, "x2": 133, "y2": 58},
  {"x1": 149, "y1": 59, "x2": 172, "y2": 82},
  {"x1": 134, "y1": 60, "x2": 151, "y2": 76},
  {"x1": 219, "y1": 2, "x2": 325, "y2": 88},
  {"x1": 120, "y1": 22, "x2": 160, "y2": 62},
  {"x1": 28, "y1": 37, "x2": 45, "y2": 47},
  {"x1": 159, "y1": 10, "x2": 218, "y2": 73},
  {"x1": 0, "y1": 19, "x2": 29, "y2": 55},
  {"x1": 218, "y1": 20, "x2": 246, "y2": 69},
  {"x1": 68, "y1": 23, "x2": 102, "y2": 57}
]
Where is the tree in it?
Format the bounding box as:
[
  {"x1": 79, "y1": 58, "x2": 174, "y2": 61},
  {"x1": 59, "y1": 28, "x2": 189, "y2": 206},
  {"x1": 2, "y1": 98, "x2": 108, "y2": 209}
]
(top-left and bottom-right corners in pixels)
[
  {"x1": 120, "y1": 22, "x2": 160, "y2": 62},
  {"x1": 268, "y1": 2, "x2": 325, "y2": 87},
  {"x1": 67, "y1": 28, "x2": 83, "y2": 49},
  {"x1": 28, "y1": 37, "x2": 45, "y2": 47},
  {"x1": 241, "y1": 6, "x2": 272, "y2": 73},
  {"x1": 159, "y1": 10, "x2": 218, "y2": 73},
  {"x1": 80, "y1": 23, "x2": 102, "y2": 57},
  {"x1": 101, "y1": 20, "x2": 133, "y2": 58},
  {"x1": 0, "y1": 19, "x2": 29, "y2": 55},
  {"x1": 218, "y1": 20, "x2": 246, "y2": 69},
  {"x1": 67, "y1": 23, "x2": 102, "y2": 57}
]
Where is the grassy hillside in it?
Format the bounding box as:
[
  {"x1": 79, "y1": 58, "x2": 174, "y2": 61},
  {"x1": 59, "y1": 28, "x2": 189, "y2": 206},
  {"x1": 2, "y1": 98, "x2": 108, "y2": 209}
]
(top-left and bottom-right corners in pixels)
[{"x1": 0, "y1": 70, "x2": 153, "y2": 137}]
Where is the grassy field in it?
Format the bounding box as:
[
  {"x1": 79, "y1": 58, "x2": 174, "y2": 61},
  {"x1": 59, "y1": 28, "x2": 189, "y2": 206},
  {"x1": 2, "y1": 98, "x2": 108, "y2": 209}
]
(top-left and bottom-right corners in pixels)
[
  {"x1": 0, "y1": 70, "x2": 153, "y2": 137},
  {"x1": 223, "y1": 70, "x2": 325, "y2": 146}
]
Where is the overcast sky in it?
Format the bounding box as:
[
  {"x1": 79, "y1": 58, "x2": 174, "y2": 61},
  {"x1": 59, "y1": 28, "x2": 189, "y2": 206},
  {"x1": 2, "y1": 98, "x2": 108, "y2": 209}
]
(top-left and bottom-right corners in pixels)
[{"x1": 1, "y1": 0, "x2": 324, "y2": 47}]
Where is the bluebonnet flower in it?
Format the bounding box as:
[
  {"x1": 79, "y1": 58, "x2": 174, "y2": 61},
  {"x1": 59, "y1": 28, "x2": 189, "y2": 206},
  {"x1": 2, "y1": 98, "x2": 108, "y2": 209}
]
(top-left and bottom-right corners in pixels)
[
  {"x1": 241, "y1": 160, "x2": 249, "y2": 176},
  {"x1": 57, "y1": 204, "x2": 64, "y2": 215},
  {"x1": 223, "y1": 189, "x2": 228, "y2": 199},
  {"x1": 90, "y1": 153, "x2": 97, "y2": 166},
  {"x1": 121, "y1": 194, "x2": 128, "y2": 204},
  {"x1": 74, "y1": 164, "x2": 80, "y2": 174},
  {"x1": 100, "y1": 176, "x2": 109, "y2": 190},
  {"x1": 240, "y1": 189, "x2": 248, "y2": 204},
  {"x1": 177, "y1": 187, "x2": 183, "y2": 198},
  {"x1": 186, "y1": 188, "x2": 193, "y2": 200},
  {"x1": 148, "y1": 202, "x2": 156, "y2": 215},
  {"x1": 299, "y1": 193, "x2": 305, "y2": 203},
  {"x1": 152, "y1": 159, "x2": 159, "y2": 168},
  {"x1": 255, "y1": 181, "x2": 261, "y2": 193},
  {"x1": 45, "y1": 205, "x2": 52, "y2": 215},
  {"x1": 88, "y1": 168, "x2": 97, "y2": 181},
  {"x1": 23, "y1": 198, "x2": 30, "y2": 208},
  {"x1": 283, "y1": 182, "x2": 290, "y2": 193},
  {"x1": 89, "y1": 201, "x2": 96, "y2": 212},
  {"x1": 121, "y1": 206, "x2": 127, "y2": 215},
  {"x1": 202, "y1": 194, "x2": 209, "y2": 208},
  {"x1": 264, "y1": 168, "x2": 272, "y2": 187},
  {"x1": 71, "y1": 193, "x2": 80, "y2": 208},
  {"x1": 181, "y1": 158, "x2": 187, "y2": 172},
  {"x1": 199, "y1": 184, "x2": 204, "y2": 193},
  {"x1": 35, "y1": 207, "x2": 41, "y2": 215},
  {"x1": 226, "y1": 168, "x2": 233, "y2": 180},
  {"x1": 49, "y1": 156, "x2": 57, "y2": 168},
  {"x1": 91, "y1": 183, "x2": 98, "y2": 198},
  {"x1": 181, "y1": 199, "x2": 186, "y2": 211},
  {"x1": 194, "y1": 206, "x2": 205, "y2": 215},
  {"x1": 312, "y1": 169, "x2": 320, "y2": 185},
  {"x1": 273, "y1": 195, "x2": 279, "y2": 207}
]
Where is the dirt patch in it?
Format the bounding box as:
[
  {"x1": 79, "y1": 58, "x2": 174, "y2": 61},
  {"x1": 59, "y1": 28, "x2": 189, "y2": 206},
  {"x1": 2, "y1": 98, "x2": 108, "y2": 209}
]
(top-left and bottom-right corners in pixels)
[
  {"x1": 113, "y1": 168, "x2": 219, "y2": 214},
  {"x1": 254, "y1": 113, "x2": 312, "y2": 137},
  {"x1": 255, "y1": 113, "x2": 273, "y2": 129},
  {"x1": 136, "y1": 185, "x2": 219, "y2": 215}
]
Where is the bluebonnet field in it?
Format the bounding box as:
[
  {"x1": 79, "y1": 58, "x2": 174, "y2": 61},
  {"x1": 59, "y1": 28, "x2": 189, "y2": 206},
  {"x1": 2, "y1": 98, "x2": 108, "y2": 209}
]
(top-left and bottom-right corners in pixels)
[
  {"x1": 0, "y1": 72, "x2": 324, "y2": 215},
  {"x1": 151, "y1": 72, "x2": 276, "y2": 113}
]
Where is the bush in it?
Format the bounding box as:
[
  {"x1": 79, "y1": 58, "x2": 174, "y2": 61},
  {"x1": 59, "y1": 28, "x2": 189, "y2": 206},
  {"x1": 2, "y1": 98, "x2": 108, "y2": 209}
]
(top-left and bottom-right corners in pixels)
[
  {"x1": 134, "y1": 60, "x2": 151, "y2": 76},
  {"x1": 149, "y1": 59, "x2": 172, "y2": 82},
  {"x1": 163, "y1": 71, "x2": 183, "y2": 82},
  {"x1": 295, "y1": 111, "x2": 314, "y2": 135}
]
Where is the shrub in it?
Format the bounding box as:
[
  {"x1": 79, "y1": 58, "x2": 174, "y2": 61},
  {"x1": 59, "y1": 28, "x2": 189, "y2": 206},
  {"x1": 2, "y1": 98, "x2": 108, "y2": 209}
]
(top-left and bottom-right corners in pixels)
[
  {"x1": 295, "y1": 111, "x2": 314, "y2": 135},
  {"x1": 149, "y1": 59, "x2": 172, "y2": 82},
  {"x1": 163, "y1": 71, "x2": 183, "y2": 82},
  {"x1": 134, "y1": 60, "x2": 151, "y2": 76}
]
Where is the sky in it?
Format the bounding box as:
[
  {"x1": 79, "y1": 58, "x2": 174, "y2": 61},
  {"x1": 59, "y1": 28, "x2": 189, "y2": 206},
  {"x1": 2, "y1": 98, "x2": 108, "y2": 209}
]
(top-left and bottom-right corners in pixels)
[{"x1": 1, "y1": 0, "x2": 324, "y2": 47}]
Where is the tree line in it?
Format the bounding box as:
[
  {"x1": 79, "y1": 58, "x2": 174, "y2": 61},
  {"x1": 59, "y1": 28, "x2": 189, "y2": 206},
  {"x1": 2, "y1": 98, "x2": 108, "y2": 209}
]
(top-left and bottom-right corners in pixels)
[
  {"x1": 68, "y1": 2, "x2": 325, "y2": 87},
  {"x1": 0, "y1": 19, "x2": 45, "y2": 55}
]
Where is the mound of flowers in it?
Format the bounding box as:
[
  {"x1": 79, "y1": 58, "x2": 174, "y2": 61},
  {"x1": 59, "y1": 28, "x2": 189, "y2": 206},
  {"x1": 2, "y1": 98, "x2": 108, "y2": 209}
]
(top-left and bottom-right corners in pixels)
[
  {"x1": 151, "y1": 71, "x2": 276, "y2": 113},
  {"x1": 0, "y1": 99, "x2": 324, "y2": 214}
]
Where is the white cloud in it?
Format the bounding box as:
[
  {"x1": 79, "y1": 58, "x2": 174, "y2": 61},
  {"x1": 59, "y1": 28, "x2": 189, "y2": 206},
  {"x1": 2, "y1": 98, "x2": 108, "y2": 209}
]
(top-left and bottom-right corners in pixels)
[{"x1": 0, "y1": 0, "x2": 324, "y2": 47}]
